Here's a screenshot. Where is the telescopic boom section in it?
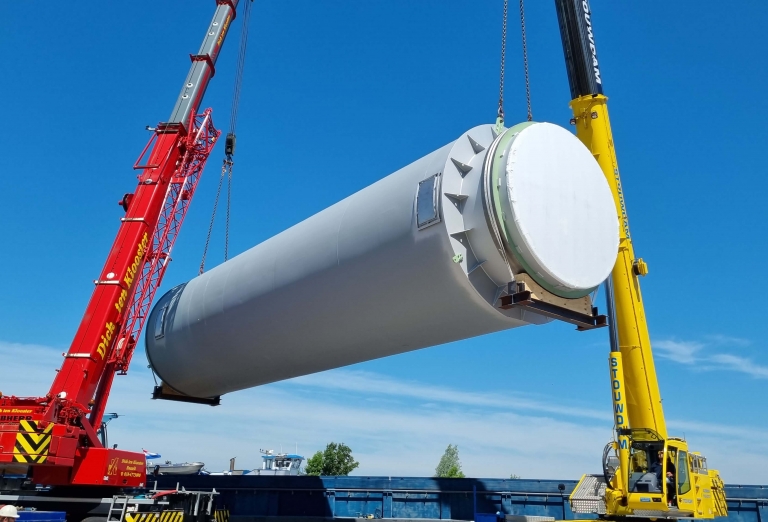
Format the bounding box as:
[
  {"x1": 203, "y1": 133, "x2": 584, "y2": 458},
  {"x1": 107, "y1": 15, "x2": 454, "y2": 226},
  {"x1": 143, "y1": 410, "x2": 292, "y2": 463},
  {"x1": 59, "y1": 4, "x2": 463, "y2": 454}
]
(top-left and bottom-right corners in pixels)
[
  {"x1": 0, "y1": 0, "x2": 237, "y2": 487},
  {"x1": 554, "y1": 0, "x2": 666, "y2": 438}
]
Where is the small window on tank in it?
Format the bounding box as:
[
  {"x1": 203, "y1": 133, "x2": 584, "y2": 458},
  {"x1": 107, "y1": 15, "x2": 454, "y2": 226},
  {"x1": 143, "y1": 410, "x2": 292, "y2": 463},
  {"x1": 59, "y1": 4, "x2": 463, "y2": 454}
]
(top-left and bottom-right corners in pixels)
[
  {"x1": 154, "y1": 306, "x2": 167, "y2": 340},
  {"x1": 417, "y1": 173, "x2": 441, "y2": 230}
]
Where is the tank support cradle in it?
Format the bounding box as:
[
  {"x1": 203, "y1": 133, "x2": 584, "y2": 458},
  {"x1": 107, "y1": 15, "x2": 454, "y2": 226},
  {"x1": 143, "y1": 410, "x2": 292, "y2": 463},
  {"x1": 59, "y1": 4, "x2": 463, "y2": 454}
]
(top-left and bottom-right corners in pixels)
[
  {"x1": 499, "y1": 274, "x2": 607, "y2": 331},
  {"x1": 152, "y1": 383, "x2": 221, "y2": 406}
]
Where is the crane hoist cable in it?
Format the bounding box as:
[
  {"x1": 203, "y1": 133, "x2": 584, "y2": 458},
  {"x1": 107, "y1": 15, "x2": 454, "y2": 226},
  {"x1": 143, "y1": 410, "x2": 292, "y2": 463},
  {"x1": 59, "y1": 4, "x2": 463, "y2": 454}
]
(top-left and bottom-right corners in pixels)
[
  {"x1": 496, "y1": 0, "x2": 533, "y2": 132},
  {"x1": 495, "y1": 0, "x2": 508, "y2": 134},
  {"x1": 518, "y1": 0, "x2": 533, "y2": 121},
  {"x1": 199, "y1": 163, "x2": 228, "y2": 275},
  {"x1": 200, "y1": 0, "x2": 254, "y2": 274}
]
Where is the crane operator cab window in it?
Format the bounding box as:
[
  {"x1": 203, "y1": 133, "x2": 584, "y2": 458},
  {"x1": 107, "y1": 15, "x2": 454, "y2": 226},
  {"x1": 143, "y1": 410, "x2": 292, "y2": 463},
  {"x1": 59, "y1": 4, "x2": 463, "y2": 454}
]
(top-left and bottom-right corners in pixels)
[
  {"x1": 628, "y1": 441, "x2": 663, "y2": 493},
  {"x1": 677, "y1": 450, "x2": 691, "y2": 495}
]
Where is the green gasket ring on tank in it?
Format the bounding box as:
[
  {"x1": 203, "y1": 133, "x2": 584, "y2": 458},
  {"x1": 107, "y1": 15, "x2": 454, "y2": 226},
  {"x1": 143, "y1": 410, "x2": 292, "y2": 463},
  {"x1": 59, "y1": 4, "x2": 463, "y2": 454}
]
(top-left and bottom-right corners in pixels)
[{"x1": 491, "y1": 122, "x2": 594, "y2": 299}]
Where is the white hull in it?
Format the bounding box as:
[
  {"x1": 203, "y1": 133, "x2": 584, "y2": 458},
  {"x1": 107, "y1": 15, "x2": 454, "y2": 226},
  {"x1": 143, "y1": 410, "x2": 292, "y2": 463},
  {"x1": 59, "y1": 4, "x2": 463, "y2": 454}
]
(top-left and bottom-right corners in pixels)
[{"x1": 151, "y1": 462, "x2": 205, "y2": 475}]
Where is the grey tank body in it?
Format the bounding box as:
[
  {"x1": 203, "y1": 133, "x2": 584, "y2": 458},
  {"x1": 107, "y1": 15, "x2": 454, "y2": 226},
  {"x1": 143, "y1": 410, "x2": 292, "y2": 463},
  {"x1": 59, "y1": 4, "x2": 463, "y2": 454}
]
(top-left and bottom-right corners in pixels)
[{"x1": 146, "y1": 123, "x2": 618, "y2": 398}]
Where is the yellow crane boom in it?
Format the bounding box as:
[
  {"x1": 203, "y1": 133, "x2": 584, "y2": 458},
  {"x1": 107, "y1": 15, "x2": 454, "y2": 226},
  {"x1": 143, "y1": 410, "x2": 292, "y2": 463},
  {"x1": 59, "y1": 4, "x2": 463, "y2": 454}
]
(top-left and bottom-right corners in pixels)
[{"x1": 569, "y1": 94, "x2": 666, "y2": 438}]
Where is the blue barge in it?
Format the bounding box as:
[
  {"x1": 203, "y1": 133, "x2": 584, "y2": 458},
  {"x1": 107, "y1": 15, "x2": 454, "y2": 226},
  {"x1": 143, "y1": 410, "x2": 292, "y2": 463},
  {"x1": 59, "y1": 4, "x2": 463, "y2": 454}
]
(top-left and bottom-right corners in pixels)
[{"x1": 152, "y1": 475, "x2": 767, "y2": 522}]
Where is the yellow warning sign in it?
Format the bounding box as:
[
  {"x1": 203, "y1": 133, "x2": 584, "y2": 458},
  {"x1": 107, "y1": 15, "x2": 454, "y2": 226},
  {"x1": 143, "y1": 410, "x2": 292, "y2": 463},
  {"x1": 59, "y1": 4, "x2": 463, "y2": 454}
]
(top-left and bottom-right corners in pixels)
[{"x1": 12, "y1": 420, "x2": 52, "y2": 463}]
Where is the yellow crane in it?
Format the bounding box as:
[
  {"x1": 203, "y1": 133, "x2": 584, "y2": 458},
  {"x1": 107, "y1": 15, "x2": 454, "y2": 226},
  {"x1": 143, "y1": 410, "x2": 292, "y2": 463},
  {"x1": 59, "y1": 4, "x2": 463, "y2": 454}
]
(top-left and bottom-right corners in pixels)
[{"x1": 551, "y1": 0, "x2": 728, "y2": 518}]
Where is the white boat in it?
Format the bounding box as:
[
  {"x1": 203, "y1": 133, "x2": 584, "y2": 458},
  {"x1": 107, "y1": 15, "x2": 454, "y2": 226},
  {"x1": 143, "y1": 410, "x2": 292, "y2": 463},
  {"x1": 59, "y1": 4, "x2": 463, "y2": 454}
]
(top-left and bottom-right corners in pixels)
[
  {"x1": 245, "y1": 450, "x2": 303, "y2": 476},
  {"x1": 149, "y1": 460, "x2": 205, "y2": 475}
]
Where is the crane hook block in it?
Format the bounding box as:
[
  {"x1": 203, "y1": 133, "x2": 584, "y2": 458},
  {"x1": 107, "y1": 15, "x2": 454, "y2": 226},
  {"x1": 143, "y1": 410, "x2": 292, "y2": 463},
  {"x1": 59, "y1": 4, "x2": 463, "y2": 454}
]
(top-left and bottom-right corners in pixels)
[{"x1": 225, "y1": 132, "x2": 236, "y2": 157}]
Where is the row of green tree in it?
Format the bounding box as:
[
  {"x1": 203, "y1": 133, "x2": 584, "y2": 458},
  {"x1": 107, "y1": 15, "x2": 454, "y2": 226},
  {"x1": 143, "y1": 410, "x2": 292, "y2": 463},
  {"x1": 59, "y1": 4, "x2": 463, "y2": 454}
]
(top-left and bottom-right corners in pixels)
[
  {"x1": 304, "y1": 442, "x2": 360, "y2": 476},
  {"x1": 303, "y1": 442, "x2": 520, "y2": 479}
]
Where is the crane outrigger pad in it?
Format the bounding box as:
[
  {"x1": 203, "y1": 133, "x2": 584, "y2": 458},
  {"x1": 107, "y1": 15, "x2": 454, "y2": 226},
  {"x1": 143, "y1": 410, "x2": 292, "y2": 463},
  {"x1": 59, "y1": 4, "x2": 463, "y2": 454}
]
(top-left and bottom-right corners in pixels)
[{"x1": 499, "y1": 274, "x2": 607, "y2": 330}]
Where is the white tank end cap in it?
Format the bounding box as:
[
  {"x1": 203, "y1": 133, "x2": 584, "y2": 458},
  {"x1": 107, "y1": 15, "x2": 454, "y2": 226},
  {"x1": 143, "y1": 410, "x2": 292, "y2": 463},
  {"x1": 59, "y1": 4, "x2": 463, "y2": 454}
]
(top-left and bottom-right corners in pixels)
[{"x1": 503, "y1": 122, "x2": 619, "y2": 295}]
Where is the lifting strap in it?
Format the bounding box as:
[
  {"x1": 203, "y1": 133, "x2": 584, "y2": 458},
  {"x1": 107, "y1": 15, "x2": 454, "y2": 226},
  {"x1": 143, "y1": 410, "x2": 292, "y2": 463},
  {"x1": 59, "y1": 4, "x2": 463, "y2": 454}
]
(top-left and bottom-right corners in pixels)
[{"x1": 200, "y1": 0, "x2": 254, "y2": 274}]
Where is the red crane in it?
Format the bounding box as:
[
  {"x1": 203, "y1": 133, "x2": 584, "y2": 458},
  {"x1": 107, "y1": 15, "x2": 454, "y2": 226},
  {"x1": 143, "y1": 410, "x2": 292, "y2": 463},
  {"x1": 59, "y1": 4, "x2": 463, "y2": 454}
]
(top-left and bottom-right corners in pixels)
[{"x1": 0, "y1": 0, "x2": 239, "y2": 487}]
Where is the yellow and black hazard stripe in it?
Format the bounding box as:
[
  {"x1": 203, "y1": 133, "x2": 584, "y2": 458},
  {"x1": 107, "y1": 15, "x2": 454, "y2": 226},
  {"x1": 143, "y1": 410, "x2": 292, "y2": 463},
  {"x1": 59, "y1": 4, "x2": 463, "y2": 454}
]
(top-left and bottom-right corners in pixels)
[
  {"x1": 214, "y1": 509, "x2": 229, "y2": 522},
  {"x1": 12, "y1": 420, "x2": 52, "y2": 463},
  {"x1": 125, "y1": 513, "x2": 157, "y2": 522},
  {"x1": 159, "y1": 511, "x2": 184, "y2": 522},
  {"x1": 125, "y1": 511, "x2": 184, "y2": 522}
]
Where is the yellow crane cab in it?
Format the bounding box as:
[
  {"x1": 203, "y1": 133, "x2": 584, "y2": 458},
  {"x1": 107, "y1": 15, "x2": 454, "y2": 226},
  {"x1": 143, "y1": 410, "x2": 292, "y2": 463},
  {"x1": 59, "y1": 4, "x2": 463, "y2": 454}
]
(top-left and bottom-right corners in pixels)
[{"x1": 589, "y1": 429, "x2": 727, "y2": 519}]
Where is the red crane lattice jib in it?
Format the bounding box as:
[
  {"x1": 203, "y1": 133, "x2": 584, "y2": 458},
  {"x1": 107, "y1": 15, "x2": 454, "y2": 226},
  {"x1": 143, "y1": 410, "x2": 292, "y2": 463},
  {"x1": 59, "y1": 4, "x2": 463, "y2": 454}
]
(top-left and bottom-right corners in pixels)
[
  {"x1": 49, "y1": 129, "x2": 187, "y2": 409},
  {"x1": 88, "y1": 112, "x2": 220, "y2": 431},
  {"x1": 0, "y1": 0, "x2": 237, "y2": 486}
]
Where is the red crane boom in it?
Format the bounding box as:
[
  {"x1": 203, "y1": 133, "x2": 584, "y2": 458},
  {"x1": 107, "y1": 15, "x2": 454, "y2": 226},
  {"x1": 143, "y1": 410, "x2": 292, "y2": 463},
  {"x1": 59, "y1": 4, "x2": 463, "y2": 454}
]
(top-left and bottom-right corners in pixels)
[{"x1": 0, "y1": 0, "x2": 238, "y2": 487}]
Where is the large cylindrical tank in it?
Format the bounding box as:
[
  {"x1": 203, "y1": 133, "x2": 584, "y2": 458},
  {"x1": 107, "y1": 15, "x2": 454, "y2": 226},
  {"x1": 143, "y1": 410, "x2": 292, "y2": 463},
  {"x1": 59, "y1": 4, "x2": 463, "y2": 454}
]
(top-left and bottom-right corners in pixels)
[{"x1": 146, "y1": 122, "x2": 619, "y2": 398}]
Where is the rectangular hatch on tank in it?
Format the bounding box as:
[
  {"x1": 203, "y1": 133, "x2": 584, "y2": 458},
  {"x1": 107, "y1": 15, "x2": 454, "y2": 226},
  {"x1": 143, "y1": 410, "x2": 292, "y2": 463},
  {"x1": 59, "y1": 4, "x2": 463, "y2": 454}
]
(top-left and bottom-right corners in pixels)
[{"x1": 416, "y1": 172, "x2": 442, "y2": 229}]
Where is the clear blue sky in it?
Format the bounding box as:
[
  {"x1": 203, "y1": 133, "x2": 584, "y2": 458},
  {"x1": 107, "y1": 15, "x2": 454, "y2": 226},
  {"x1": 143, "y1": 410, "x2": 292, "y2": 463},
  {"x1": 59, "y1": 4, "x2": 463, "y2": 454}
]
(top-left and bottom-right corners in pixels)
[{"x1": 1, "y1": 1, "x2": 766, "y2": 482}]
